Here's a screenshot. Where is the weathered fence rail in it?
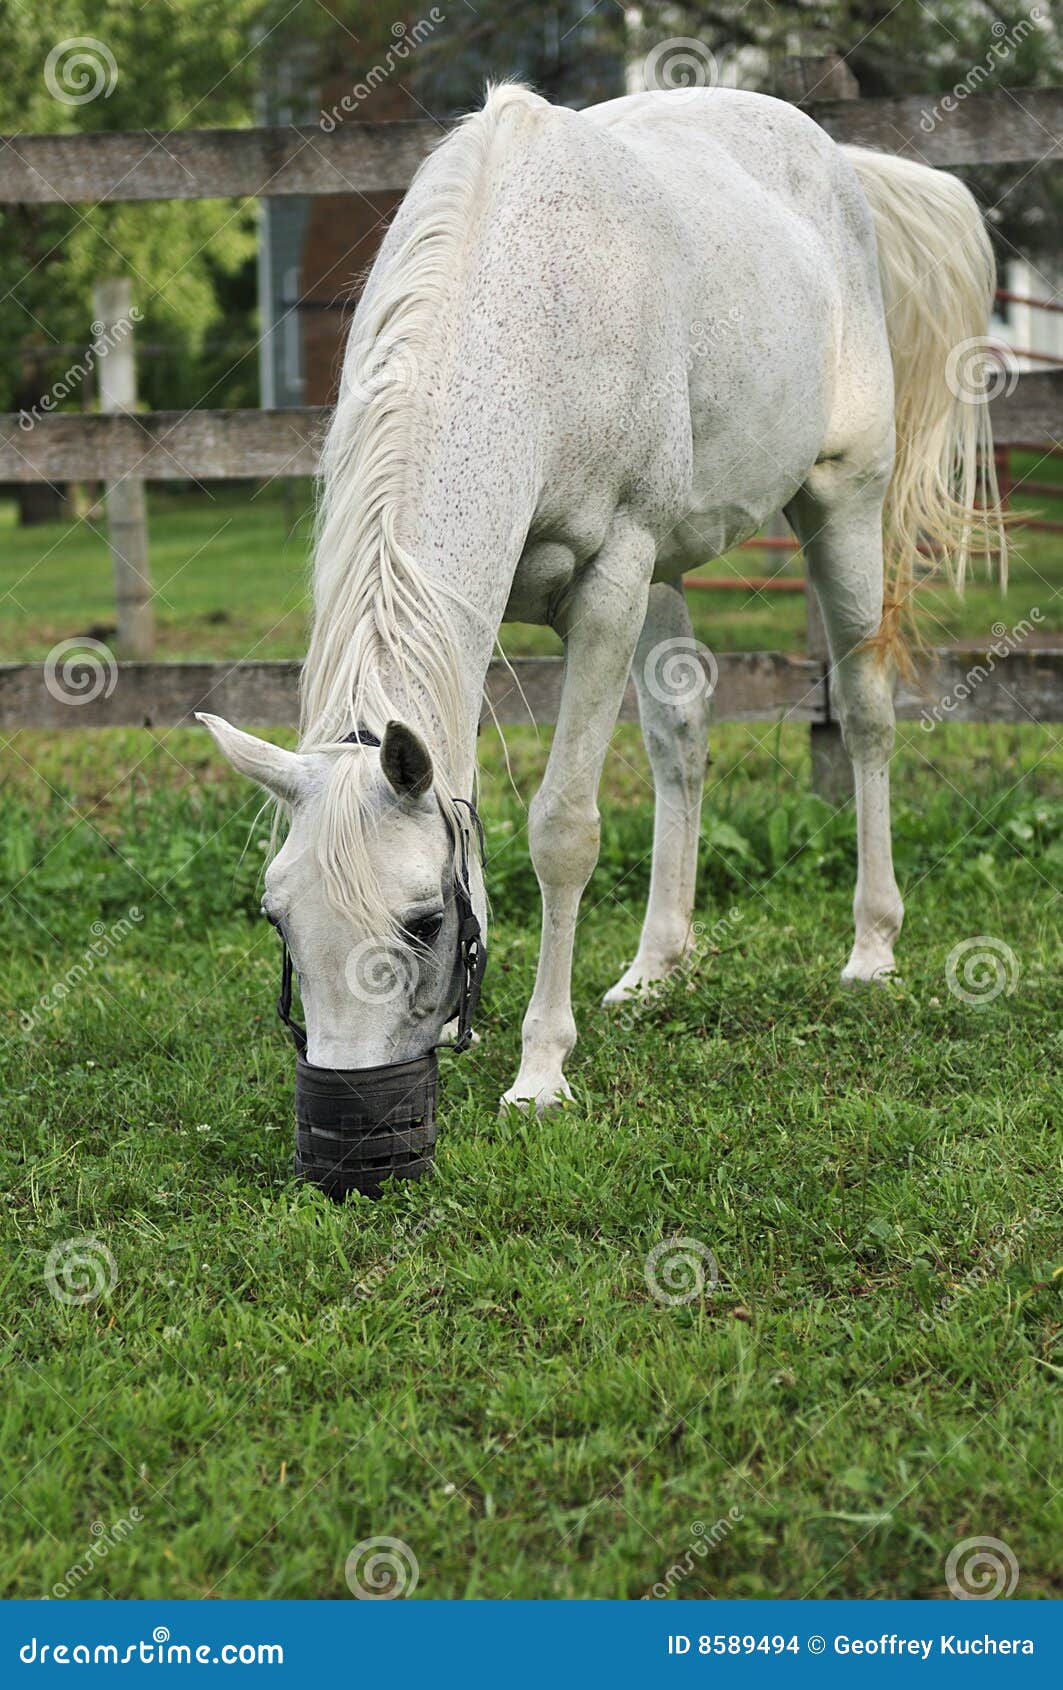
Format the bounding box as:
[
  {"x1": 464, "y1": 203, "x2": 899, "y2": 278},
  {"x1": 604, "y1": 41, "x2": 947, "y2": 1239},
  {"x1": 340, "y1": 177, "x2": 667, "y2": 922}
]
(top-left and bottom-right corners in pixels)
[
  {"x1": 2, "y1": 76, "x2": 1060, "y2": 758},
  {"x1": 1, "y1": 87, "x2": 1060, "y2": 204},
  {"x1": 0, "y1": 407, "x2": 326, "y2": 481},
  {"x1": 4, "y1": 649, "x2": 1061, "y2": 732},
  {"x1": 2, "y1": 372, "x2": 1060, "y2": 482}
]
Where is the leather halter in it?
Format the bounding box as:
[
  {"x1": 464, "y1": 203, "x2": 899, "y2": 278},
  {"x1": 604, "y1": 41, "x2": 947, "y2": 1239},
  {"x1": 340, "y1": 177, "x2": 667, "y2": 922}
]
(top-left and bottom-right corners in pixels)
[{"x1": 274, "y1": 727, "x2": 487, "y2": 1063}]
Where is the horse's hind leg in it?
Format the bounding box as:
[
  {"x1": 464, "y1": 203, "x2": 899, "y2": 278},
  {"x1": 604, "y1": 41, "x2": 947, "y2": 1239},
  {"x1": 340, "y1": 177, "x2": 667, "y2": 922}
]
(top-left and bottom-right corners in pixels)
[
  {"x1": 787, "y1": 473, "x2": 904, "y2": 983},
  {"x1": 603, "y1": 579, "x2": 709, "y2": 1005}
]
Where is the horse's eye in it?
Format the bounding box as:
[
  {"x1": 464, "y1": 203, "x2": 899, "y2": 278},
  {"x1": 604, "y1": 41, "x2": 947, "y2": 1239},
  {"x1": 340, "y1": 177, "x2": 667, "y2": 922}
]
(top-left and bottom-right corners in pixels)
[{"x1": 405, "y1": 911, "x2": 443, "y2": 946}]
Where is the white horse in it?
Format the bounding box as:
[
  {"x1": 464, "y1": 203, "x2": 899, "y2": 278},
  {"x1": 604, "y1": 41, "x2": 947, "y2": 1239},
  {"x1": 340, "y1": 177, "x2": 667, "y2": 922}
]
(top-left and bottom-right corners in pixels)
[{"x1": 200, "y1": 84, "x2": 1001, "y2": 1112}]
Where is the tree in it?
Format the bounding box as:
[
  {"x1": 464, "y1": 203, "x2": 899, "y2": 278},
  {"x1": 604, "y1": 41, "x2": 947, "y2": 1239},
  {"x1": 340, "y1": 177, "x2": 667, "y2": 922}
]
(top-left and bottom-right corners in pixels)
[
  {"x1": 0, "y1": 0, "x2": 263, "y2": 510},
  {"x1": 628, "y1": 1, "x2": 1063, "y2": 264}
]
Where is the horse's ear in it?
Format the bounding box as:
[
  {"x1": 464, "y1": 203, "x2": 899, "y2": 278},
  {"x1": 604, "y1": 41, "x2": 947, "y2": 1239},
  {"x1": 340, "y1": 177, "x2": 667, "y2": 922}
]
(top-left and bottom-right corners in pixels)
[
  {"x1": 380, "y1": 720, "x2": 433, "y2": 800},
  {"x1": 195, "y1": 713, "x2": 313, "y2": 806}
]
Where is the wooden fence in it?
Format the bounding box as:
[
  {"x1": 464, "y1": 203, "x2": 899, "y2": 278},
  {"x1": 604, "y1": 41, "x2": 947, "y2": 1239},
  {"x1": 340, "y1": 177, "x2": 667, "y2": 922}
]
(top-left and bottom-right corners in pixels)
[
  {"x1": 2, "y1": 78, "x2": 1061, "y2": 767},
  {"x1": 2, "y1": 649, "x2": 1061, "y2": 735}
]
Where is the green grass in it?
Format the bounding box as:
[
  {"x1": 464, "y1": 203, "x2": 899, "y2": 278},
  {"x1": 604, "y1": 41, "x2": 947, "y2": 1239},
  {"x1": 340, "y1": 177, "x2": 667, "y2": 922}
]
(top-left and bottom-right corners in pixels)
[
  {"x1": 0, "y1": 484, "x2": 1060, "y2": 1598},
  {"x1": 1, "y1": 714, "x2": 1060, "y2": 1600}
]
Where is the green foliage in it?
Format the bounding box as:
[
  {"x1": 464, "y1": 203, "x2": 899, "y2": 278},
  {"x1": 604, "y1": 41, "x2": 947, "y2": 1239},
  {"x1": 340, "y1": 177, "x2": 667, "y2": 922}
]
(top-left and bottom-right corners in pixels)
[
  {"x1": 0, "y1": 720, "x2": 1059, "y2": 1598},
  {"x1": 633, "y1": 0, "x2": 1063, "y2": 258},
  {"x1": 0, "y1": 0, "x2": 264, "y2": 413}
]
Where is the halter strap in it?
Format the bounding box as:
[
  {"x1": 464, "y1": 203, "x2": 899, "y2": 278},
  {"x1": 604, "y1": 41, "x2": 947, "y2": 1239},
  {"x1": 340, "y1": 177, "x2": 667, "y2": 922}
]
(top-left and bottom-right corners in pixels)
[
  {"x1": 448, "y1": 797, "x2": 487, "y2": 1055},
  {"x1": 277, "y1": 941, "x2": 306, "y2": 1054},
  {"x1": 275, "y1": 736, "x2": 486, "y2": 1064}
]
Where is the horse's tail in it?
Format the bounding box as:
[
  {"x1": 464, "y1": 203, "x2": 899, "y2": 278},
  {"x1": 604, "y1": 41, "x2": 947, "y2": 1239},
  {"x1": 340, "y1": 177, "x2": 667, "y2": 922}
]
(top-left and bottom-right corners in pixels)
[{"x1": 842, "y1": 147, "x2": 1007, "y2": 665}]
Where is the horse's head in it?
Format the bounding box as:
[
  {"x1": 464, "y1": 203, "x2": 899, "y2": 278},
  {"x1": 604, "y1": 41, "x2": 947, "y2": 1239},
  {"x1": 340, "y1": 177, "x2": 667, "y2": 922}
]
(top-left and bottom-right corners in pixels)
[{"x1": 197, "y1": 713, "x2": 484, "y2": 1072}]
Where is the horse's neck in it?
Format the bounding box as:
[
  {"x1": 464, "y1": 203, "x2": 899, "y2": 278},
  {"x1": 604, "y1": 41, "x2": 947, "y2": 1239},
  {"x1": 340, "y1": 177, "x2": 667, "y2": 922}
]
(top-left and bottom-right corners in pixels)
[
  {"x1": 306, "y1": 89, "x2": 548, "y2": 779},
  {"x1": 390, "y1": 393, "x2": 538, "y2": 784}
]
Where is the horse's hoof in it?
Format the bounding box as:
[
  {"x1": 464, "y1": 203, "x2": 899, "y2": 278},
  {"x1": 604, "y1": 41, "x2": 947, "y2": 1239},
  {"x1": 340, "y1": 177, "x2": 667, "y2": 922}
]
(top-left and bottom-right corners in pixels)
[
  {"x1": 841, "y1": 955, "x2": 897, "y2": 988},
  {"x1": 499, "y1": 1076, "x2": 574, "y2": 1117},
  {"x1": 601, "y1": 959, "x2": 675, "y2": 1007}
]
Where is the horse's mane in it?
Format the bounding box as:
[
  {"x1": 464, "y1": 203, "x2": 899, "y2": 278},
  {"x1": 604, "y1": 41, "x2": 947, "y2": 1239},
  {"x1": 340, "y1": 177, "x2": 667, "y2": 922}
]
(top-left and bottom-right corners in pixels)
[
  {"x1": 299, "y1": 82, "x2": 539, "y2": 770},
  {"x1": 294, "y1": 83, "x2": 541, "y2": 931}
]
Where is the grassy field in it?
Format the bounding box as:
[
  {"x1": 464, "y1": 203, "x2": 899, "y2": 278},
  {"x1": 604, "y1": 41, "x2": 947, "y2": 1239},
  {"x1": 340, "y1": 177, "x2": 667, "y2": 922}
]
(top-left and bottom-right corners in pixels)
[
  {"x1": 0, "y1": 486, "x2": 1060, "y2": 1600},
  {"x1": 1, "y1": 455, "x2": 1062, "y2": 662}
]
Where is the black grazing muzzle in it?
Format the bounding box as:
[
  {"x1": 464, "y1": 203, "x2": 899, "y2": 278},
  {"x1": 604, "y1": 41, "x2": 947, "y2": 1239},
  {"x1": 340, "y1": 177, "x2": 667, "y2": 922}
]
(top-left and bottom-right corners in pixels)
[{"x1": 274, "y1": 732, "x2": 486, "y2": 1201}]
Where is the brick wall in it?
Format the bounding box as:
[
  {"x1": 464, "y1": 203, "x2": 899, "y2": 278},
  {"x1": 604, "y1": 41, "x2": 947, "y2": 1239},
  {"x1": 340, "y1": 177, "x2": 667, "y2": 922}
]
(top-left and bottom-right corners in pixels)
[{"x1": 297, "y1": 81, "x2": 415, "y2": 405}]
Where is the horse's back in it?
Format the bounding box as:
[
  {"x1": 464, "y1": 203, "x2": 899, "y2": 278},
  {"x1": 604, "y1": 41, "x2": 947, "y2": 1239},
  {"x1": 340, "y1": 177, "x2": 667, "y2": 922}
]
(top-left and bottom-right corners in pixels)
[{"x1": 578, "y1": 89, "x2": 892, "y2": 563}]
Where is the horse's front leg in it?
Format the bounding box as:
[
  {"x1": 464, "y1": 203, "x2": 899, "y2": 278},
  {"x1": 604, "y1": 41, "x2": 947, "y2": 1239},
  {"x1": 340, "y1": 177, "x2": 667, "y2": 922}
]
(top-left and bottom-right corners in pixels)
[{"x1": 501, "y1": 518, "x2": 654, "y2": 1114}]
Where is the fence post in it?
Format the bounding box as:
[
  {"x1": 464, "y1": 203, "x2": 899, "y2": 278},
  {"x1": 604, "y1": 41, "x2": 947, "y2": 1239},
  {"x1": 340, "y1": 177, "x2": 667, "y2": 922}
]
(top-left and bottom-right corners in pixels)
[
  {"x1": 92, "y1": 278, "x2": 154, "y2": 658},
  {"x1": 778, "y1": 54, "x2": 858, "y2": 801}
]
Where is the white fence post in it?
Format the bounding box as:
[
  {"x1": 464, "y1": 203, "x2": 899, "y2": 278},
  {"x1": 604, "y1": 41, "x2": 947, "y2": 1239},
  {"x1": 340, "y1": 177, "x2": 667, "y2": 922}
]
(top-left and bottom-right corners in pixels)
[{"x1": 92, "y1": 278, "x2": 154, "y2": 658}]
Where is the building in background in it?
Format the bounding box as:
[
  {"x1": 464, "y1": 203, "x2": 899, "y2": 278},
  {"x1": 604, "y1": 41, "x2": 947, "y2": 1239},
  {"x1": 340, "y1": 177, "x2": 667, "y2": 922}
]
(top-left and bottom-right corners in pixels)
[
  {"x1": 257, "y1": 6, "x2": 625, "y2": 410},
  {"x1": 990, "y1": 259, "x2": 1063, "y2": 375}
]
